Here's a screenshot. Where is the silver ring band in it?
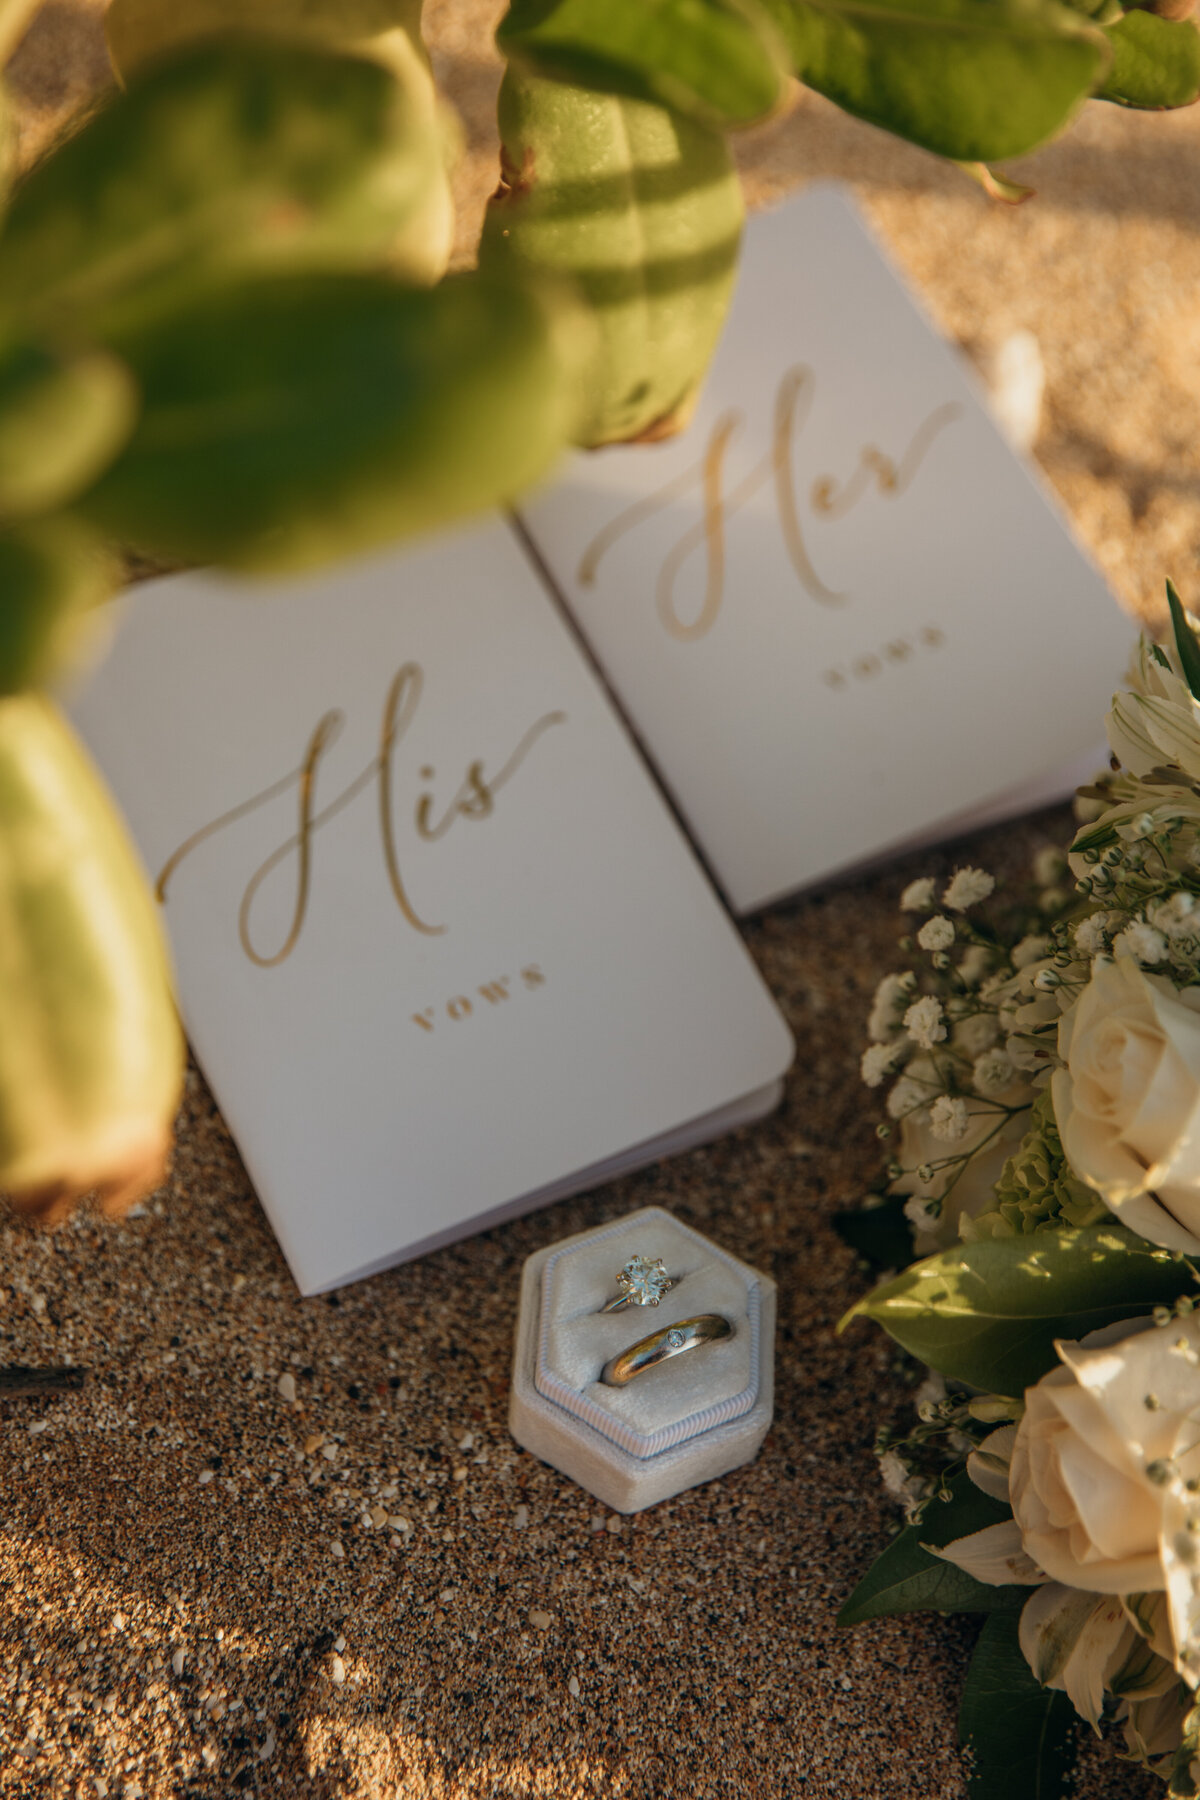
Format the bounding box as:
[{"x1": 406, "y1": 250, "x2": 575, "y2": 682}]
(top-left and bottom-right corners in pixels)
[
  {"x1": 600, "y1": 1254, "x2": 677, "y2": 1313},
  {"x1": 601, "y1": 1314, "x2": 732, "y2": 1387}
]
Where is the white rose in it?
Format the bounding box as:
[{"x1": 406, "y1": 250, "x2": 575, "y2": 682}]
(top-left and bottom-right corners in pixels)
[
  {"x1": 936, "y1": 1317, "x2": 1200, "y2": 1705},
  {"x1": 1052, "y1": 955, "x2": 1200, "y2": 1253}
]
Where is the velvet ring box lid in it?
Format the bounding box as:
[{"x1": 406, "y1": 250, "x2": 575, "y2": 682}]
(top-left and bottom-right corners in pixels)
[{"x1": 510, "y1": 1207, "x2": 776, "y2": 1513}]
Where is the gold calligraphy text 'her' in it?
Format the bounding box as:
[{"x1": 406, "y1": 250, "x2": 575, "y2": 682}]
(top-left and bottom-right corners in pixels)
[
  {"x1": 155, "y1": 663, "x2": 566, "y2": 967},
  {"x1": 577, "y1": 366, "x2": 961, "y2": 641}
]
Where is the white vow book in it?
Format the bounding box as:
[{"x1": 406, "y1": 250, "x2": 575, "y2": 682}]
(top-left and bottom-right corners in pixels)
[
  {"x1": 520, "y1": 183, "x2": 1133, "y2": 916},
  {"x1": 70, "y1": 520, "x2": 793, "y2": 1294}
]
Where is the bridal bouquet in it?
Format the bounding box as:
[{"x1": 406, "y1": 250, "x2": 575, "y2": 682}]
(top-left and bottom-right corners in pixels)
[{"x1": 840, "y1": 585, "x2": 1200, "y2": 1798}]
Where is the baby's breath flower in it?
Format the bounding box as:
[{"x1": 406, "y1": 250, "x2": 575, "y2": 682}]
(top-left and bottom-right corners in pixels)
[
  {"x1": 1033, "y1": 847, "x2": 1067, "y2": 887},
  {"x1": 878, "y1": 1449, "x2": 931, "y2": 1521},
  {"x1": 1012, "y1": 934, "x2": 1050, "y2": 970},
  {"x1": 957, "y1": 944, "x2": 992, "y2": 988},
  {"x1": 861, "y1": 1041, "x2": 906, "y2": 1089},
  {"x1": 867, "y1": 971, "x2": 914, "y2": 1043},
  {"x1": 900, "y1": 877, "x2": 937, "y2": 912},
  {"x1": 917, "y1": 915, "x2": 955, "y2": 952},
  {"x1": 887, "y1": 1074, "x2": 930, "y2": 1121},
  {"x1": 973, "y1": 1049, "x2": 1016, "y2": 1099},
  {"x1": 955, "y1": 1012, "x2": 1000, "y2": 1057},
  {"x1": 1149, "y1": 891, "x2": 1198, "y2": 938},
  {"x1": 943, "y1": 867, "x2": 995, "y2": 912},
  {"x1": 1074, "y1": 912, "x2": 1115, "y2": 956},
  {"x1": 904, "y1": 995, "x2": 947, "y2": 1051},
  {"x1": 1114, "y1": 919, "x2": 1169, "y2": 965},
  {"x1": 929, "y1": 1095, "x2": 970, "y2": 1142}
]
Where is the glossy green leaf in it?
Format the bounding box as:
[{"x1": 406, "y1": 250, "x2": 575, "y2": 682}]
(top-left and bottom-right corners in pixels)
[
  {"x1": 1100, "y1": 7, "x2": 1200, "y2": 105},
  {"x1": 958, "y1": 1612, "x2": 1076, "y2": 1800},
  {"x1": 103, "y1": 0, "x2": 454, "y2": 282},
  {"x1": 0, "y1": 518, "x2": 119, "y2": 697},
  {"x1": 839, "y1": 1471, "x2": 1026, "y2": 1624},
  {"x1": 842, "y1": 1226, "x2": 1197, "y2": 1394},
  {"x1": 1168, "y1": 579, "x2": 1200, "y2": 700},
  {"x1": 0, "y1": 340, "x2": 136, "y2": 521},
  {"x1": 481, "y1": 71, "x2": 743, "y2": 445},
  {"x1": 0, "y1": 41, "x2": 451, "y2": 342},
  {"x1": 496, "y1": 0, "x2": 790, "y2": 129},
  {"x1": 76, "y1": 269, "x2": 585, "y2": 572},
  {"x1": 760, "y1": 0, "x2": 1110, "y2": 162}
]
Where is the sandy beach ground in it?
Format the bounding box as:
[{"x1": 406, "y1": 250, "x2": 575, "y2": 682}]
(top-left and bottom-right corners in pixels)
[{"x1": 3, "y1": 4, "x2": 1196, "y2": 1794}]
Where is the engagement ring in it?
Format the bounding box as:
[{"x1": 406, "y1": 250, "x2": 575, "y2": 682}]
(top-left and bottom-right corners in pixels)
[{"x1": 600, "y1": 1254, "x2": 677, "y2": 1313}]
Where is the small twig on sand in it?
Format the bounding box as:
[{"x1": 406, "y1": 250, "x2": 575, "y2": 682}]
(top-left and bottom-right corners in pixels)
[{"x1": 0, "y1": 1365, "x2": 87, "y2": 1399}]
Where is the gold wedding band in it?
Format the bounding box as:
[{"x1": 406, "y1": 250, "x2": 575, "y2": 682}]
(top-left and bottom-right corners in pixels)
[{"x1": 601, "y1": 1314, "x2": 733, "y2": 1387}]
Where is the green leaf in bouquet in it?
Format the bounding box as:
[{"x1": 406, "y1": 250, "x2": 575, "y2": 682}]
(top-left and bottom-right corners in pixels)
[
  {"x1": 1167, "y1": 579, "x2": 1200, "y2": 702},
  {"x1": 0, "y1": 518, "x2": 119, "y2": 697},
  {"x1": 834, "y1": 1192, "x2": 915, "y2": 1269},
  {"x1": 103, "y1": 0, "x2": 456, "y2": 284},
  {"x1": 0, "y1": 40, "x2": 451, "y2": 342},
  {"x1": 841, "y1": 1226, "x2": 1197, "y2": 1394},
  {"x1": 760, "y1": 0, "x2": 1110, "y2": 163},
  {"x1": 839, "y1": 1470, "x2": 1027, "y2": 1624},
  {"x1": 75, "y1": 268, "x2": 585, "y2": 573},
  {"x1": 495, "y1": 0, "x2": 791, "y2": 130},
  {"x1": 0, "y1": 340, "x2": 136, "y2": 521},
  {"x1": 480, "y1": 71, "x2": 743, "y2": 446},
  {"x1": 1099, "y1": 8, "x2": 1200, "y2": 107},
  {"x1": 958, "y1": 1612, "x2": 1075, "y2": 1800}
]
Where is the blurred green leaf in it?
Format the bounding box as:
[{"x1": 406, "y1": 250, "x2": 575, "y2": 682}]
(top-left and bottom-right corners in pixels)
[
  {"x1": 75, "y1": 269, "x2": 585, "y2": 572},
  {"x1": 1168, "y1": 579, "x2": 1200, "y2": 699},
  {"x1": 106, "y1": 0, "x2": 424, "y2": 74},
  {"x1": 496, "y1": 0, "x2": 790, "y2": 128},
  {"x1": 1100, "y1": 9, "x2": 1200, "y2": 107},
  {"x1": 0, "y1": 40, "x2": 451, "y2": 342},
  {"x1": 481, "y1": 71, "x2": 742, "y2": 445},
  {"x1": 841, "y1": 1226, "x2": 1196, "y2": 1393},
  {"x1": 0, "y1": 340, "x2": 136, "y2": 521},
  {"x1": 839, "y1": 1471, "x2": 1025, "y2": 1623},
  {"x1": 0, "y1": 518, "x2": 119, "y2": 696},
  {"x1": 104, "y1": 0, "x2": 455, "y2": 281},
  {"x1": 761, "y1": 0, "x2": 1110, "y2": 161},
  {"x1": 958, "y1": 1613, "x2": 1075, "y2": 1800}
]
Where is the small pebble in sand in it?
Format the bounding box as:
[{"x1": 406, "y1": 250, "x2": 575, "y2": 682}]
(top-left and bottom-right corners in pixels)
[
  {"x1": 568, "y1": 1675, "x2": 581, "y2": 1698},
  {"x1": 331, "y1": 1654, "x2": 346, "y2": 1685},
  {"x1": 329, "y1": 1541, "x2": 345, "y2": 1559},
  {"x1": 458, "y1": 1431, "x2": 475, "y2": 1451},
  {"x1": 605, "y1": 1516, "x2": 622, "y2": 1534},
  {"x1": 277, "y1": 1372, "x2": 297, "y2": 1404},
  {"x1": 388, "y1": 1514, "x2": 412, "y2": 1534},
  {"x1": 197, "y1": 1470, "x2": 213, "y2": 1486},
  {"x1": 513, "y1": 1504, "x2": 529, "y2": 1529},
  {"x1": 334, "y1": 1636, "x2": 346, "y2": 1653},
  {"x1": 171, "y1": 1649, "x2": 185, "y2": 1677},
  {"x1": 303, "y1": 1433, "x2": 325, "y2": 1455},
  {"x1": 528, "y1": 1610, "x2": 552, "y2": 1631}
]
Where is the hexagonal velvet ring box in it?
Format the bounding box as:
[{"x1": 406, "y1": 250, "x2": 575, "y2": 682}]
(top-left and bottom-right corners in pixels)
[{"x1": 510, "y1": 1206, "x2": 776, "y2": 1513}]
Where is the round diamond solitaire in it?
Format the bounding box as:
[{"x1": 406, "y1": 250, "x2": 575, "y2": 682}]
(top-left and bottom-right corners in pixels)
[{"x1": 617, "y1": 1255, "x2": 671, "y2": 1306}]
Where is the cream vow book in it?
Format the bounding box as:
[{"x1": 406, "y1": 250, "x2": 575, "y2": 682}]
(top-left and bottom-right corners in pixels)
[
  {"x1": 70, "y1": 520, "x2": 793, "y2": 1294},
  {"x1": 520, "y1": 183, "x2": 1133, "y2": 915}
]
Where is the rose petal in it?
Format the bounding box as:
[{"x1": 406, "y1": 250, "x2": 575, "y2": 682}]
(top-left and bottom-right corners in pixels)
[{"x1": 927, "y1": 1520, "x2": 1044, "y2": 1586}]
